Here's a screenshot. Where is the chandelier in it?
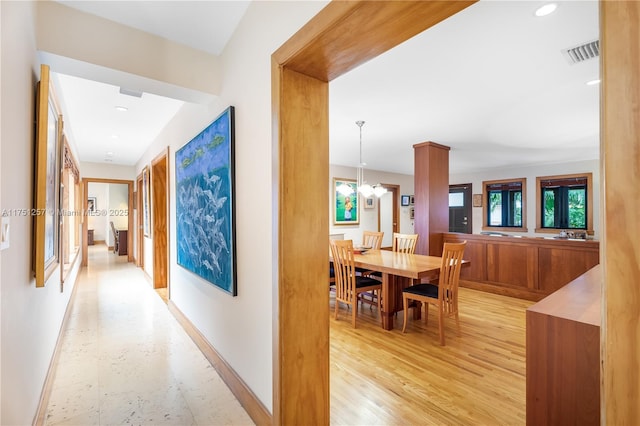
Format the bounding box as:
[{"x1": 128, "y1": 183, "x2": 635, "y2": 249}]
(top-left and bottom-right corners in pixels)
[{"x1": 337, "y1": 121, "x2": 387, "y2": 198}]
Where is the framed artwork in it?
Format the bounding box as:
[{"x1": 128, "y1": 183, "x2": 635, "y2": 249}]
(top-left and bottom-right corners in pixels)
[
  {"x1": 176, "y1": 106, "x2": 237, "y2": 296},
  {"x1": 87, "y1": 197, "x2": 96, "y2": 213},
  {"x1": 33, "y1": 64, "x2": 61, "y2": 287},
  {"x1": 410, "y1": 207, "x2": 415, "y2": 220},
  {"x1": 410, "y1": 195, "x2": 415, "y2": 205},
  {"x1": 142, "y1": 166, "x2": 151, "y2": 237},
  {"x1": 364, "y1": 196, "x2": 375, "y2": 209},
  {"x1": 401, "y1": 195, "x2": 410, "y2": 206},
  {"x1": 473, "y1": 193, "x2": 483, "y2": 207},
  {"x1": 333, "y1": 178, "x2": 359, "y2": 225}
]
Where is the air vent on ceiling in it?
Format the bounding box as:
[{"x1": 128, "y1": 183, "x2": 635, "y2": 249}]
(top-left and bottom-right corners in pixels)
[
  {"x1": 562, "y1": 40, "x2": 599, "y2": 65},
  {"x1": 119, "y1": 87, "x2": 143, "y2": 98}
]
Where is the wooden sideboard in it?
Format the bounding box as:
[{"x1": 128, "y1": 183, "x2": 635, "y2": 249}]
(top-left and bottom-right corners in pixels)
[
  {"x1": 526, "y1": 265, "x2": 601, "y2": 425},
  {"x1": 442, "y1": 232, "x2": 599, "y2": 301}
]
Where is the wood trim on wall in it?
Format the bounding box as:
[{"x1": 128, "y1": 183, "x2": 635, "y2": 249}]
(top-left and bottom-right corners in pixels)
[
  {"x1": 601, "y1": 1, "x2": 640, "y2": 421},
  {"x1": 168, "y1": 301, "x2": 271, "y2": 426},
  {"x1": 33, "y1": 266, "x2": 83, "y2": 426},
  {"x1": 271, "y1": 1, "x2": 476, "y2": 423}
]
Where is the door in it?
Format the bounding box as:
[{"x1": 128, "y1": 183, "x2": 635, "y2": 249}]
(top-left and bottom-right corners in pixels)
[
  {"x1": 449, "y1": 184, "x2": 472, "y2": 234},
  {"x1": 379, "y1": 184, "x2": 399, "y2": 248},
  {"x1": 151, "y1": 150, "x2": 169, "y2": 290}
]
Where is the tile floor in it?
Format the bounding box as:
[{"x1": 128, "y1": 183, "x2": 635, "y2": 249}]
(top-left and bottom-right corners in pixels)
[{"x1": 44, "y1": 245, "x2": 254, "y2": 426}]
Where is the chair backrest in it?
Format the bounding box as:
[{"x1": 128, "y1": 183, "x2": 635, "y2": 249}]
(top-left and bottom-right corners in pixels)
[
  {"x1": 437, "y1": 241, "x2": 467, "y2": 314},
  {"x1": 110, "y1": 221, "x2": 118, "y2": 241},
  {"x1": 362, "y1": 231, "x2": 384, "y2": 249},
  {"x1": 392, "y1": 233, "x2": 418, "y2": 254},
  {"x1": 329, "y1": 239, "x2": 357, "y2": 304}
]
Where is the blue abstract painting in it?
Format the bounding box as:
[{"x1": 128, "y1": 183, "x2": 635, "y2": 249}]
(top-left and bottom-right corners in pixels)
[{"x1": 175, "y1": 107, "x2": 236, "y2": 295}]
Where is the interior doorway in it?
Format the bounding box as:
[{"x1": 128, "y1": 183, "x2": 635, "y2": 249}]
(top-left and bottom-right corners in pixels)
[
  {"x1": 151, "y1": 149, "x2": 169, "y2": 292},
  {"x1": 449, "y1": 183, "x2": 472, "y2": 234},
  {"x1": 378, "y1": 184, "x2": 400, "y2": 248},
  {"x1": 81, "y1": 178, "x2": 134, "y2": 266}
]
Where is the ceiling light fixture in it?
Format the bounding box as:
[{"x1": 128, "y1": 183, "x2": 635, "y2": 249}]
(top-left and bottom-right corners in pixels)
[
  {"x1": 534, "y1": 3, "x2": 557, "y2": 17},
  {"x1": 586, "y1": 79, "x2": 601, "y2": 86},
  {"x1": 337, "y1": 121, "x2": 387, "y2": 198},
  {"x1": 115, "y1": 106, "x2": 128, "y2": 112},
  {"x1": 106, "y1": 151, "x2": 114, "y2": 156}
]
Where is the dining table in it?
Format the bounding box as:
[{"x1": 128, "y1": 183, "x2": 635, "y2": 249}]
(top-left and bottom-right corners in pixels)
[{"x1": 349, "y1": 249, "x2": 453, "y2": 330}]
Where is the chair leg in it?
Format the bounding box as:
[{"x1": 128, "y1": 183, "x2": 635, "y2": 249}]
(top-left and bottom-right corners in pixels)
[
  {"x1": 438, "y1": 305, "x2": 445, "y2": 346},
  {"x1": 425, "y1": 303, "x2": 429, "y2": 326},
  {"x1": 402, "y1": 295, "x2": 409, "y2": 333},
  {"x1": 352, "y1": 301, "x2": 357, "y2": 328}
]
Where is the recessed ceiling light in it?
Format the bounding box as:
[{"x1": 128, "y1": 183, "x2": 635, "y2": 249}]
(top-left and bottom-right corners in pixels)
[
  {"x1": 115, "y1": 106, "x2": 128, "y2": 112},
  {"x1": 534, "y1": 3, "x2": 557, "y2": 17},
  {"x1": 111, "y1": 134, "x2": 119, "y2": 139},
  {"x1": 106, "y1": 151, "x2": 114, "y2": 156},
  {"x1": 586, "y1": 79, "x2": 601, "y2": 86}
]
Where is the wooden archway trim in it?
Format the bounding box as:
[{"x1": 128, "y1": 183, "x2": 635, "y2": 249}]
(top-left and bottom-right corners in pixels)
[{"x1": 272, "y1": 2, "x2": 476, "y2": 424}]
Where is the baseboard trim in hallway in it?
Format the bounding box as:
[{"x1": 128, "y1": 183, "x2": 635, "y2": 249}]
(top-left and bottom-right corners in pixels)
[
  {"x1": 168, "y1": 301, "x2": 272, "y2": 426},
  {"x1": 33, "y1": 262, "x2": 82, "y2": 426}
]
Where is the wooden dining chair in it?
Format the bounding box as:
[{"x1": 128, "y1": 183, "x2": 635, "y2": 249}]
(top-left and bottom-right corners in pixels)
[
  {"x1": 357, "y1": 230, "x2": 384, "y2": 306},
  {"x1": 369, "y1": 233, "x2": 418, "y2": 284},
  {"x1": 401, "y1": 241, "x2": 466, "y2": 345},
  {"x1": 110, "y1": 221, "x2": 119, "y2": 254},
  {"x1": 330, "y1": 239, "x2": 382, "y2": 328},
  {"x1": 392, "y1": 232, "x2": 418, "y2": 254}
]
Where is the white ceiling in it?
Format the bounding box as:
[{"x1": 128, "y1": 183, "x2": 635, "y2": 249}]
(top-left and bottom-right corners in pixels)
[{"x1": 51, "y1": 1, "x2": 600, "y2": 174}]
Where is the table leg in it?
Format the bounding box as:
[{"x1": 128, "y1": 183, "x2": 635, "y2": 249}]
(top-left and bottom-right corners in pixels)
[{"x1": 381, "y1": 273, "x2": 394, "y2": 330}]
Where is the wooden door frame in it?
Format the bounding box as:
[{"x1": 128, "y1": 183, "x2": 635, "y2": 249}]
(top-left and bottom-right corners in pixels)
[
  {"x1": 378, "y1": 184, "x2": 399, "y2": 248},
  {"x1": 272, "y1": 1, "x2": 637, "y2": 423},
  {"x1": 136, "y1": 173, "x2": 144, "y2": 268},
  {"x1": 81, "y1": 178, "x2": 134, "y2": 266},
  {"x1": 272, "y1": 2, "x2": 476, "y2": 423},
  {"x1": 151, "y1": 148, "x2": 169, "y2": 293}
]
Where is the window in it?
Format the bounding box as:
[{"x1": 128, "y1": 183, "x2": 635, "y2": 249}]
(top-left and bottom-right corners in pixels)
[
  {"x1": 536, "y1": 173, "x2": 593, "y2": 234},
  {"x1": 482, "y1": 178, "x2": 527, "y2": 231}
]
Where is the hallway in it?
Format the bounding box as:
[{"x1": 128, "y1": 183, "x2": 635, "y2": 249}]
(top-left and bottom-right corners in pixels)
[{"x1": 44, "y1": 245, "x2": 253, "y2": 425}]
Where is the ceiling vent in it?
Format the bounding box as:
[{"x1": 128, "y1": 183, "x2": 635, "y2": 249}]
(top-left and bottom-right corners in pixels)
[
  {"x1": 119, "y1": 87, "x2": 143, "y2": 98},
  {"x1": 562, "y1": 40, "x2": 599, "y2": 65}
]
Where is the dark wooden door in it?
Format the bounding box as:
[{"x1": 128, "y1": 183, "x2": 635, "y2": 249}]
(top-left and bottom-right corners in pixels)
[{"x1": 449, "y1": 184, "x2": 472, "y2": 233}]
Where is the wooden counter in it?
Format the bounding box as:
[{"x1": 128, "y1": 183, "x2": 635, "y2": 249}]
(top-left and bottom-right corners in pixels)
[
  {"x1": 443, "y1": 232, "x2": 599, "y2": 301},
  {"x1": 526, "y1": 265, "x2": 601, "y2": 425}
]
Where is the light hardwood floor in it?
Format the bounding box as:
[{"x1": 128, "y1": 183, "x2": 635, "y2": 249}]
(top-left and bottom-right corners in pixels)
[{"x1": 330, "y1": 287, "x2": 533, "y2": 425}]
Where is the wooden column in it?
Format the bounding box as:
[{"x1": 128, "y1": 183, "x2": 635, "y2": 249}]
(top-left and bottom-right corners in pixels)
[
  {"x1": 413, "y1": 142, "x2": 450, "y2": 256},
  {"x1": 601, "y1": 1, "x2": 640, "y2": 422}
]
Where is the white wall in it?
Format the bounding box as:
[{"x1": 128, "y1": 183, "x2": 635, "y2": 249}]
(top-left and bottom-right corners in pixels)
[
  {"x1": 80, "y1": 161, "x2": 135, "y2": 181},
  {"x1": 108, "y1": 183, "x2": 128, "y2": 230},
  {"x1": 134, "y1": 1, "x2": 328, "y2": 412},
  {"x1": 329, "y1": 164, "x2": 415, "y2": 243},
  {"x1": 450, "y1": 159, "x2": 600, "y2": 239},
  {"x1": 0, "y1": 2, "x2": 81, "y2": 424}
]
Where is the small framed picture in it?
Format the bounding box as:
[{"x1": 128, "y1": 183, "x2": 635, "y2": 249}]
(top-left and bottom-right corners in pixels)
[
  {"x1": 364, "y1": 196, "x2": 375, "y2": 209},
  {"x1": 401, "y1": 195, "x2": 410, "y2": 206},
  {"x1": 87, "y1": 197, "x2": 97, "y2": 214},
  {"x1": 409, "y1": 195, "x2": 415, "y2": 205},
  {"x1": 473, "y1": 193, "x2": 483, "y2": 207},
  {"x1": 409, "y1": 207, "x2": 415, "y2": 219}
]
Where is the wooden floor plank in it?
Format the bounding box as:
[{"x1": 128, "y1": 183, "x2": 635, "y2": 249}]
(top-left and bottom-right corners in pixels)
[{"x1": 330, "y1": 287, "x2": 533, "y2": 425}]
